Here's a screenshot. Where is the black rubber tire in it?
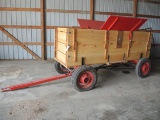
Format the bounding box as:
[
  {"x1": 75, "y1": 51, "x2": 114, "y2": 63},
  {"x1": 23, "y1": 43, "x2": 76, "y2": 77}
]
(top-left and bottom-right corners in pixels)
[
  {"x1": 54, "y1": 61, "x2": 69, "y2": 74},
  {"x1": 135, "y1": 58, "x2": 151, "y2": 78},
  {"x1": 71, "y1": 66, "x2": 98, "y2": 92}
]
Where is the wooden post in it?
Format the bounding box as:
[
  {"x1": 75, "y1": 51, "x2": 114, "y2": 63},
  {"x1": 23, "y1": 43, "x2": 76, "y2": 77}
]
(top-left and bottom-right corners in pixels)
[
  {"x1": 40, "y1": 0, "x2": 46, "y2": 60},
  {"x1": 133, "y1": 0, "x2": 138, "y2": 18},
  {"x1": 90, "y1": 0, "x2": 94, "y2": 20}
]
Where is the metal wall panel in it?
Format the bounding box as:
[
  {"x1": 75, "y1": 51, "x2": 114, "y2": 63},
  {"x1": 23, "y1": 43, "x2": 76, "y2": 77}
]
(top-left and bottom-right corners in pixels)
[
  {"x1": 153, "y1": 33, "x2": 160, "y2": 44},
  {"x1": 46, "y1": 0, "x2": 90, "y2": 11},
  {"x1": 46, "y1": 0, "x2": 90, "y2": 26},
  {"x1": 0, "y1": 0, "x2": 41, "y2": 59},
  {"x1": 0, "y1": 28, "x2": 42, "y2": 59},
  {"x1": 138, "y1": 1, "x2": 160, "y2": 16},
  {"x1": 0, "y1": 11, "x2": 40, "y2": 26},
  {"x1": 46, "y1": 29, "x2": 54, "y2": 59},
  {"x1": 138, "y1": 1, "x2": 160, "y2": 58},
  {"x1": 138, "y1": 2, "x2": 160, "y2": 31},
  {"x1": 0, "y1": 0, "x2": 40, "y2": 8},
  {"x1": 45, "y1": 0, "x2": 90, "y2": 59},
  {"x1": 95, "y1": 0, "x2": 133, "y2": 13},
  {"x1": 94, "y1": 0, "x2": 132, "y2": 21},
  {"x1": 150, "y1": 33, "x2": 160, "y2": 58}
]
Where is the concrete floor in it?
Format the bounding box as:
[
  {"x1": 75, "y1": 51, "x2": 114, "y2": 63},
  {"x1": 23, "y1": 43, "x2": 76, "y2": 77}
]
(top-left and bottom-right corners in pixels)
[{"x1": 0, "y1": 59, "x2": 160, "y2": 120}]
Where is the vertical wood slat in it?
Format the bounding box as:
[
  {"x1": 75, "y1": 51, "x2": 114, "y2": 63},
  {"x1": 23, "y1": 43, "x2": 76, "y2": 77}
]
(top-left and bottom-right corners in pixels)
[
  {"x1": 145, "y1": 32, "x2": 151, "y2": 56},
  {"x1": 73, "y1": 29, "x2": 77, "y2": 62},
  {"x1": 40, "y1": 0, "x2": 45, "y2": 60},
  {"x1": 90, "y1": 0, "x2": 94, "y2": 20},
  {"x1": 54, "y1": 28, "x2": 58, "y2": 58},
  {"x1": 104, "y1": 31, "x2": 109, "y2": 59},
  {"x1": 133, "y1": 0, "x2": 138, "y2": 18}
]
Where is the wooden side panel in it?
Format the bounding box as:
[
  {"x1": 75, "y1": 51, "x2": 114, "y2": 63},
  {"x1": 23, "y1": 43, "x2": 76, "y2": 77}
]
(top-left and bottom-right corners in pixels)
[
  {"x1": 56, "y1": 51, "x2": 66, "y2": 64},
  {"x1": 108, "y1": 31, "x2": 129, "y2": 62},
  {"x1": 57, "y1": 28, "x2": 67, "y2": 44},
  {"x1": 55, "y1": 28, "x2": 67, "y2": 65},
  {"x1": 116, "y1": 31, "x2": 123, "y2": 48},
  {"x1": 66, "y1": 28, "x2": 108, "y2": 67},
  {"x1": 77, "y1": 29, "x2": 107, "y2": 65},
  {"x1": 66, "y1": 28, "x2": 81, "y2": 67},
  {"x1": 55, "y1": 27, "x2": 151, "y2": 68},
  {"x1": 107, "y1": 31, "x2": 151, "y2": 62},
  {"x1": 57, "y1": 42, "x2": 66, "y2": 54},
  {"x1": 127, "y1": 31, "x2": 151, "y2": 60}
]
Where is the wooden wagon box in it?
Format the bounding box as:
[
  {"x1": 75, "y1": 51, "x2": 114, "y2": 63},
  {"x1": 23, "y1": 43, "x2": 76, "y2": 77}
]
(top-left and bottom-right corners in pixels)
[{"x1": 54, "y1": 27, "x2": 151, "y2": 68}]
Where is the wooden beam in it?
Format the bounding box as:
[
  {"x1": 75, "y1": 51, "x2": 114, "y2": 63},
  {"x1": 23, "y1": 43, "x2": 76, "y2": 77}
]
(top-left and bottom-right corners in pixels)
[
  {"x1": 0, "y1": 26, "x2": 41, "y2": 60},
  {"x1": 40, "y1": 0, "x2": 46, "y2": 60},
  {"x1": 128, "y1": 0, "x2": 160, "y2": 4},
  {"x1": 46, "y1": 43, "x2": 54, "y2": 46},
  {"x1": 142, "y1": 0, "x2": 160, "y2": 4},
  {"x1": 0, "y1": 25, "x2": 77, "y2": 29},
  {"x1": 95, "y1": 11, "x2": 160, "y2": 19},
  {"x1": 95, "y1": 11, "x2": 132, "y2": 16},
  {"x1": 0, "y1": 42, "x2": 54, "y2": 46},
  {"x1": 151, "y1": 30, "x2": 160, "y2": 33},
  {"x1": 0, "y1": 25, "x2": 41, "y2": 29},
  {"x1": 137, "y1": 14, "x2": 160, "y2": 19},
  {"x1": 46, "y1": 9, "x2": 89, "y2": 14},
  {"x1": 90, "y1": 0, "x2": 94, "y2": 20},
  {"x1": 133, "y1": 0, "x2": 138, "y2": 18},
  {"x1": 0, "y1": 42, "x2": 41, "y2": 45},
  {"x1": 0, "y1": 7, "x2": 41, "y2": 12}
]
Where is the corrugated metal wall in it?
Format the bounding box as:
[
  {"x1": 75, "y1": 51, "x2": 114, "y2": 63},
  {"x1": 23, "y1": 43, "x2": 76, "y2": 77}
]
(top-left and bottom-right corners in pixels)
[
  {"x1": 45, "y1": 0, "x2": 90, "y2": 59},
  {"x1": 0, "y1": 0, "x2": 41, "y2": 59},
  {"x1": 0, "y1": 0, "x2": 90, "y2": 59},
  {"x1": 94, "y1": 0, "x2": 133, "y2": 21},
  {"x1": 137, "y1": 1, "x2": 160, "y2": 58},
  {"x1": 0, "y1": 0, "x2": 160, "y2": 59}
]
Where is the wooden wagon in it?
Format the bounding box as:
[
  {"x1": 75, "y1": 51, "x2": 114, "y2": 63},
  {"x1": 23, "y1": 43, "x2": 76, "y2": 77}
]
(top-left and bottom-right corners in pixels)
[
  {"x1": 54, "y1": 16, "x2": 152, "y2": 92},
  {"x1": 1, "y1": 16, "x2": 152, "y2": 92}
]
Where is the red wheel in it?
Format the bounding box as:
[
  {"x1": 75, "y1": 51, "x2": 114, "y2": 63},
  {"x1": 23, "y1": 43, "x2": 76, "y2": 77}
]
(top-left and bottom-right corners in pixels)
[
  {"x1": 135, "y1": 58, "x2": 151, "y2": 78},
  {"x1": 71, "y1": 66, "x2": 97, "y2": 92}
]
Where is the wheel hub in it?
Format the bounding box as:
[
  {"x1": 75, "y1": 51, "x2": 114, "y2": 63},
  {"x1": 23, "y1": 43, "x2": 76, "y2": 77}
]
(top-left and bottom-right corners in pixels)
[
  {"x1": 80, "y1": 74, "x2": 91, "y2": 85},
  {"x1": 79, "y1": 72, "x2": 94, "y2": 88},
  {"x1": 141, "y1": 62, "x2": 150, "y2": 75}
]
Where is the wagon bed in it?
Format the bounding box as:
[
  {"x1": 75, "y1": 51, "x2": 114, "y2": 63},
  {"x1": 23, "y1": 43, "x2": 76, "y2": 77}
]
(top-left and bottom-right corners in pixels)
[{"x1": 55, "y1": 28, "x2": 151, "y2": 68}]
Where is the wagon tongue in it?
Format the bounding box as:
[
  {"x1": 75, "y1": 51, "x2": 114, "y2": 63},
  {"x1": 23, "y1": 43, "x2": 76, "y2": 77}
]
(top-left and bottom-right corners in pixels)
[{"x1": 1, "y1": 73, "x2": 71, "y2": 92}]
